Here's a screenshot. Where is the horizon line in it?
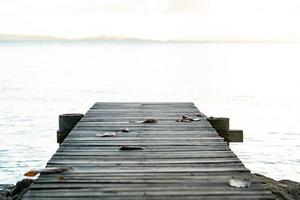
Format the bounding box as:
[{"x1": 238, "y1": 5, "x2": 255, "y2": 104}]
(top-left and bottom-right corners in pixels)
[{"x1": 1, "y1": 33, "x2": 300, "y2": 43}]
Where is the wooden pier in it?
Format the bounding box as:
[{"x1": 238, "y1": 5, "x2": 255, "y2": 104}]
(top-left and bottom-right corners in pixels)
[{"x1": 21, "y1": 102, "x2": 274, "y2": 199}]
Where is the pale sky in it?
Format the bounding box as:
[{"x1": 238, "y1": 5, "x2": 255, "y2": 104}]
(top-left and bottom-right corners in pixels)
[{"x1": 1, "y1": 0, "x2": 300, "y2": 40}]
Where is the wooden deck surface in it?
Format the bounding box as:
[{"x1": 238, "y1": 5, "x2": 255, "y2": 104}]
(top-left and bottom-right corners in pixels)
[{"x1": 22, "y1": 102, "x2": 274, "y2": 199}]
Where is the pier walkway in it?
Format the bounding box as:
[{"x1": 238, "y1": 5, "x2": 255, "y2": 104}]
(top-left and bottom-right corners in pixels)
[{"x1": 22, "y1": 102, "x2": 274, "y2": 199}]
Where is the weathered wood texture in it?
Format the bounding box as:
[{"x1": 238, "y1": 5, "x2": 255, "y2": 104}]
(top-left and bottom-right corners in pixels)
[{"x1": 21, "y1": 102, "x2": 274, "y2": 199}]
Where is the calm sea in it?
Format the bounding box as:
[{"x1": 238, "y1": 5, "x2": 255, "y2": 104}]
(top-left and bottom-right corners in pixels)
[{"x1": 0, "y1": 41, "x2": 299, "y2": 184}]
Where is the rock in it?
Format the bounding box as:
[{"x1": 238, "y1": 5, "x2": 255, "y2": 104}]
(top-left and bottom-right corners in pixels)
[
  {"x1": 0, "y1": 179, "x2": 33, "y2": 200},
  {"x1": 11, "y1": 179, "x2": 33, "y2": 200},
  {"x1": 0, "y1": 193, "x2": 6, "y2": 200},
  {"x1": 254, "y1": 173, "x2": 300, "y2": 200},
  {"x1": 0, "y1": 184, "x2": 14, "y2": 199}
]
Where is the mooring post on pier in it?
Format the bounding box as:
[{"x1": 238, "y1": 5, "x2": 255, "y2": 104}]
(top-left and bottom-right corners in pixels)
[
  {"x1": 57, "y1": 113, "x2": 84, "y2": 144},
  {"x1": 207, "y1": 117, "x2": 243, "y2": 143},
  {"x1": 207, "y1": 117, "x2": 230, "y2": 134}
]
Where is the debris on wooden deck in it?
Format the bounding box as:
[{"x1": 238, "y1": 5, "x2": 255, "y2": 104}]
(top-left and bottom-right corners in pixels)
[{"x1": 21, "y1": 102, "x2": 274, "y2": 199}]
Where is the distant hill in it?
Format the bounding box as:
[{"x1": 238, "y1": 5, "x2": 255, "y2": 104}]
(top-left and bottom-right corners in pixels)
[
  {"x1": 1, "y1": 33, "x2": 298, "y2": 43},
  {"x1": 0, "y1": 34, "x2": 159, "y2": 43},
  {"x1": 78, "y1": 35, "x2": 160, "y2": 43},
  {"x1": 0, "y1": 34, "x2": 65, "y2": 41}
]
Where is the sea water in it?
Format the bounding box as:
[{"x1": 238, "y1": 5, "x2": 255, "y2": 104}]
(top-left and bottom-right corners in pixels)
[{"x1": 0, "y1": 41, "x2": 299, "y2": 184}]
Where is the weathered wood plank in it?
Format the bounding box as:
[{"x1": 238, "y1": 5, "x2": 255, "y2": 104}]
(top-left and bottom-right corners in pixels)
[
  {"x1": 47, "y1": 158, "x2": 241, "y2": 165},
  {"x1": 63, "y1": 138, "x2": 224, "y2": 143},
  {"x1": 80, "y1": 117, "x2": 203, "y2": 121},
  {"x1": 22, "y1": 195, "x2": 274, "y2": 200},
  {"x1": 29, "y1": 182, "x2": 266, "y2": 190},
  {"x1": 75, "y1": 122, "x2": 211, "y2": 126},
  {"x1": 33, "y1": 172, "x2": 255, "y2": 182},
  {"x1": 92, "y1": 102, "x2": 195, "y2": 107},
  {"x1": 71, "y1": 127, "x2": 217, "y2": 132},
  {"x1": 57, "y1": 145, "x2": 230, "y2": 151},
  {"x1": 59, "y1": 141, "x2": 226, "y2": 146},
  {"x1": 52, "y1": 151, "x2": 235, "y2": 156},
  {"x1": 66, "y1": 133, "x2": 221, "y2": 139},
  {"x1": 22, "y1": 189, "x2": 273, "y2": 197}
]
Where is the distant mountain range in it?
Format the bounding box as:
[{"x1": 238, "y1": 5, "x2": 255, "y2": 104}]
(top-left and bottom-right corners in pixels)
[
  {"x1": 0, "y1": 34, "x2": 65, "y2": 41},
  {"x1": 0, "y1": 34, "x2": 162, "y2": 43}
]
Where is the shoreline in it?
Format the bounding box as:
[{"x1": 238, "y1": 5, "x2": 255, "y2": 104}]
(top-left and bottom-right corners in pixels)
[
  {"x1": 253, "y1": 173, "x2": 300, "y2": 200},
  {"x1": 1, "y1": 173, "x2": 299, "y2": 200}
]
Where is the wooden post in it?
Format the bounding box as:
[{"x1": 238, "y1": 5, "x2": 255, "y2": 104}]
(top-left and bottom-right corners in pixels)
[
  {"x1": 206, "y1": 117, "x2": 229, "y2": 136},
  {"x1": 223, "y1": 129, "x2": 243, "y2": 142},
  {"x1": 57, "y1": 113, "x2": 84, "y2": 144},
  {"x1": 207, "y1": 117, "x2": 243, "y2": 143}
]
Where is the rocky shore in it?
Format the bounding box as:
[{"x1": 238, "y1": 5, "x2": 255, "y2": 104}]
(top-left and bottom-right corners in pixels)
[
  {"x1": 253, "y1": 174, "x2": 300, "y2": 200},
  {"x1": 0, "y1": 179, "x2": 33, "y2": 200},
  {"x1": 1, "y1": 174, "x2": 299, "y2": 200}
]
